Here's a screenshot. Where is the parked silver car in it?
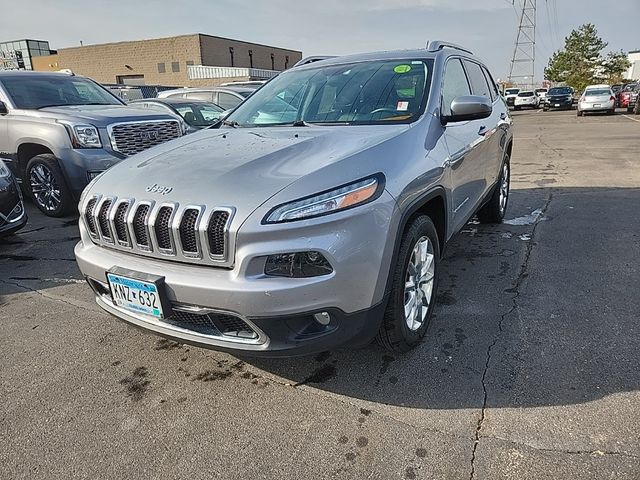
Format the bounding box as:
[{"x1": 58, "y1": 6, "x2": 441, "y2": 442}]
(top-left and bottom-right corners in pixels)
[
  {"x1": 75, "y1": 41, "x2": 513, "y2": 356},
  {"x1": 0, "y1": 71, "x2": 183, "y2": 217},
  {"x1": 157, "y1": 86, "x2": 255, "y2": 110},
  {"x1": 577, "y1": 84, "x2": 615, "y2": 116}
]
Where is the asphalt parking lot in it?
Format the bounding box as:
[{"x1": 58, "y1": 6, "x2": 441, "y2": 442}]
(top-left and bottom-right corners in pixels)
[{"x1": 1, "y1": 108, "x2": 639, "y2": 479}]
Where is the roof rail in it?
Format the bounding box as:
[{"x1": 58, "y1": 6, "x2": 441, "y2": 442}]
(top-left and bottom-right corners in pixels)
[
  {"x1": 293, "y1": 56, "x2": 337, "y2": 68},
  {"x1": 426, "y1": 41, "x2": 473, "y2": 55}
]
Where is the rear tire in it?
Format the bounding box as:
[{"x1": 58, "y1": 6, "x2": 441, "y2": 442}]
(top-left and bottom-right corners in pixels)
[
  {"x1": 514, "y1": 106, "x2": 521, "y2": 111},
  {"x1": 607, "y1": 109, "x2": 615, "y2": 115},
  {"x1": 577, "y1": 110, "x2": 583, "y2": 117},
  {"x1": 26, "y1": 154, "x2": 74, "y2": 217},
  {"x1": 627, "y1": 107, "x2": 634, "y2": 113},
  {"x1": 376, "y1": 215, "x2": 440, "y2": 353},
  {"x1": 477, "y1": 154, "x2": 510, "y2": 224}
]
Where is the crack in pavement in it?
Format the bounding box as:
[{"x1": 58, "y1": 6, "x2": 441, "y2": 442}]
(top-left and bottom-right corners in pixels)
[
  {"x1": 485, "y1": 435, "x2": 640, "y2": 459},
  {"x1": 0, "y1": 278, "x2": 98, "y2": 312},
  {"x1": 469, "y1": 193, "x2": 553, "y2": 480}
]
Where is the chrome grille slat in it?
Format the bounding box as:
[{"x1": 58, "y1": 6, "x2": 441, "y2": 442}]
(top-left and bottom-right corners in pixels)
[
  {"x1": 111, "y1": 201, "x2": 131, "y2": 246},
  {"x1": 97, "y1": 199, "x2": 113, "y2": 242},
  {"x1": 108, "y1": 120, "x2": 181, "y2": 157},
  {"x1": 179, "y1": 208, "x2": 201, "y2": 256},
  {"x1": 84, "y1": 197, "x2": 98, "y2": 237},
  {"x1": 83, "y1": 195, "x2": 233, "y2": 266},
  {"x1": 154, "y1": 206, "x2": 174, "y2": 252}
]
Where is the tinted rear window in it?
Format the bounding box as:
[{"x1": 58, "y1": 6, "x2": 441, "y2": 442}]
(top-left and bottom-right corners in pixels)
[{"x1": 518, "y1": 92, "x2": 535, "y2": 97}]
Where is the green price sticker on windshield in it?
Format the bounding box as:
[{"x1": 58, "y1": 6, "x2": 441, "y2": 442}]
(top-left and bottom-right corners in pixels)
[{"x1": 394, "y1": 65, "x2": 412, "y2": 74}]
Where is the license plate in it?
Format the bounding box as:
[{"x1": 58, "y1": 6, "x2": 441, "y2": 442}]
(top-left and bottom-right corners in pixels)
[
  {"x1": 594, "y1": 104, "x2": 601, "y2": 108},
  {"x1": 554, "y1": 104, "x2": 560, "y2": 107},
  {"x1": 107, "y1": 271, "x2": 165, "y2": 318}
]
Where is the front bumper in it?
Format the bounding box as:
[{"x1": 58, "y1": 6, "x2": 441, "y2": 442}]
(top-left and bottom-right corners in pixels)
[
  {"x1": 544, "y1": 98, "x2": 573, "y2": 109},
  {"x1": 74, "y1": 192, "x2": 396, "y2": 356},
  {"x1": 57, "y1": 147, "x2": 124, "y2": 200}
]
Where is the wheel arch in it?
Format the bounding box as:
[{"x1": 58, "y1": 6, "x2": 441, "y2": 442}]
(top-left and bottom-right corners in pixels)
[
  {"x1": 17, "y1": 142, "x2": 55, "y2": 179},
  {"x1": 383, "y1": 187, "x2": 448, "y2": 297}
]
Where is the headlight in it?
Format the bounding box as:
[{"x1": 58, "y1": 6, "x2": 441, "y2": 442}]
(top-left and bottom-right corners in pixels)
[
  {"x1": 73, "y1": 124, "x2": 102, "y2": 148},
  {"x1": 0, "y1": 160, "x2": 10, "y2": 178},
  {"x1": 264, "y1": 175, "x2": 384, "y2": 224}
]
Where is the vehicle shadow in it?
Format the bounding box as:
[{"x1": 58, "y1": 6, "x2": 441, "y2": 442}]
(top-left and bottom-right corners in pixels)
[{"x1": 245, "y1": 186, "x2": 640, "y2": 409}]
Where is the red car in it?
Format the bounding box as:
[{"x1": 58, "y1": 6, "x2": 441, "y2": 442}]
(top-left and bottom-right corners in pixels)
[{"x1": 617, "y1": 83, "x2": 637, "y2": 109}]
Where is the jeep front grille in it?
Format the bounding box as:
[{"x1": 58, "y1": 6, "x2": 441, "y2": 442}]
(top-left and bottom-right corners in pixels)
[
  {"x1": 109, "y1": 120, "x2": 181, "y2": 157},
  {"x1": 82, "y1": 195, "x2": 233, "y2": 266}
]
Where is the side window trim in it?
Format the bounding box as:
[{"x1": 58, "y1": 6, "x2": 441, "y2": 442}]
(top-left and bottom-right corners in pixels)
[{"x1": 480, "y1": 65, "x2": 499, "y2": 103}]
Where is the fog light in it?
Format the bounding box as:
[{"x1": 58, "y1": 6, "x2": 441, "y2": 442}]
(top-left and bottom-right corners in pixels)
[
  {"x1": 264, "y1": 251, "x2": 333, "y2": 278},
  {"x1": 314, "y1": 311, "x2": 331, "y2": 325}
]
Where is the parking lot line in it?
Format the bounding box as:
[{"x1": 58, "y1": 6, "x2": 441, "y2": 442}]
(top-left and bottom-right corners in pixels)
[{"x1": 622, "y1": 114, "x2": 640, "y2": 123}]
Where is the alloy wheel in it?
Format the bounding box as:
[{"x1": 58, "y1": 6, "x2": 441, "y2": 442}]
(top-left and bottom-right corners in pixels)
[
  {"x1": 403, "y1": 236, "x2": 435, "y2": 332},
  {"x1": 499, "y1": 162, "x2": 510, "y2": 214},
  {"x1": 29, "y1": 163, "x2": 61, "y2": 212}
]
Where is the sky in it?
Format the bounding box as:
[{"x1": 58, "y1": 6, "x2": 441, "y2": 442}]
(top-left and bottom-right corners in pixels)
[{"x1": 2, "y1": 0, "x2": 638, "y2": 82}]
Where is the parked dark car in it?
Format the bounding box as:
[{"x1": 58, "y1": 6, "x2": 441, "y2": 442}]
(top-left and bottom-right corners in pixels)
[
  {"x1": 0, "y1": 159, "x2": 27, "y2": 236},
  {"x1": 543, "y1": 86, "x2": 574, "y2": 111},
  {"x1": 129, "y1": 98, "x2": 225, "y2": 133}
]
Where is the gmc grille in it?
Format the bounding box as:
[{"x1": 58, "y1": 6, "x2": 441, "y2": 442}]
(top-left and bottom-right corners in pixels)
[
  {"x1": 109, "y1": 120, "x2": 181, "y2": 156},
  {"x1": 82, "y1": 195, "x2": 233, "y2": 266}
]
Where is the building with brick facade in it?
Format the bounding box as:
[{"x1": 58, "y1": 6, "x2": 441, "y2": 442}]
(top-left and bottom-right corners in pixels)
[{"x1": 29, "y1": 34, "x2": 302, "y2": 87}]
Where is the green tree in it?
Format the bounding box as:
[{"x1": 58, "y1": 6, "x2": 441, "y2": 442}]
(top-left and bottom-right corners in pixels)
[
  {"x1": 544, "y1": 24, "x2": 630, "y2": 90},
  {"x1": 600, "y1": 51, "x2": 632, "y2": 83}
]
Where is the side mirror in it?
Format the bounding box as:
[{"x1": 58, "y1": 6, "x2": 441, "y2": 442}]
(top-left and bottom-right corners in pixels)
[
  {"x1": 0, "y1": 101, "x2": 8, "y2": 115},
  {"x1": 442, "y1": 95, "x2": 492, "y2": 124}
]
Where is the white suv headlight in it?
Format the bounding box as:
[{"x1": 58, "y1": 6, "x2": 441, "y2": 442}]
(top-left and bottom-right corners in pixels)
[{"x1": 264, "y1": 175, "x2": 384, "y2": 224}]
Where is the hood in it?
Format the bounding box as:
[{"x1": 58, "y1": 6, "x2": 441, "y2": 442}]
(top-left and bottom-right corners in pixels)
[
  {"x1": 29, "y1": 105, "x2": 180, "y2": 125},
  {"x1": 88, "y1": 124, "x2": 410, "y2": 221}
]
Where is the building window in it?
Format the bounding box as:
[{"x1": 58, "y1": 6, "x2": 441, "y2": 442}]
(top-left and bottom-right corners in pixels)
[
  {"x1": 157, "y1": 62, "x2": 166, "y2": 73},
  {"x1": 285, "y1": 55, "x2": 289, "y2": 69},
  {"x1": 248, "y1": 49, "x2": 253, "y2": 68},
  {"x1": 186, "y1": 60, "x2": 194, "y2": 66},
  {"x1": 270, "y1": 53, "x2": 275, "y2": 70},
  {"x1": 117, "y1": 75, "x2": 145, "y2": 85},
  {"x1": 229, "y1": 47, "x2": 235, "y2": 67},
  {"x1": 171, "y1": 61, "x2": 180, "y2": 72}
]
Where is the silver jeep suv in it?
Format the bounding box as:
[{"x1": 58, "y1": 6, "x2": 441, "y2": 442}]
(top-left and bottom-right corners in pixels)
[
  {"x1": 74, "y1": 41, "x2": 513, "y2": 356},
  {"x1": 0, "y1": 71, "x2": 183, "y2": 217}
]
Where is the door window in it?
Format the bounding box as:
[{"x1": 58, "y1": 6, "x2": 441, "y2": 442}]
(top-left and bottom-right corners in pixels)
[
  {"x1": 441, "y1": 59, "x2": 471, "y2": 116},
  {"x1": 186, "y1": 91, "x2": 214, "y2": 102},
  {"x1": 217, "y1": 92, "x2": 242, "y2": 109},
  {"x1": 463, "y1": 61, "x2": 491, "y2": 100}
]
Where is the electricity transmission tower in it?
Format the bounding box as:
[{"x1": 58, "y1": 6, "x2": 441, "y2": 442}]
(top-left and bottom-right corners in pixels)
[{"x1": 508, "y1": 0, "x2": 537, "y2": 90}]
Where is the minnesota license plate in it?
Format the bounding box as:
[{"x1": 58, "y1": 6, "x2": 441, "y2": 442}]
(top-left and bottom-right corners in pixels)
[{"x1": 107, "y1": 272, "x2": 165, "y2": 318}]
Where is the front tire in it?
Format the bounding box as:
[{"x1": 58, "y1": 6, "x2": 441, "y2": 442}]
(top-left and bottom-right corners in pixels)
[
  {"x1": 376, "y1": 216, "x2": 440, "y2": 353},
  {"x1": 577, "y1": 109, "x2": 583, "y2": 117},
  {"x1": 26, "y1": 154, "x2": 74, "y2": 217},
  {"x1": 477, "y1": 155, "x2": 510, "y2": 224}
]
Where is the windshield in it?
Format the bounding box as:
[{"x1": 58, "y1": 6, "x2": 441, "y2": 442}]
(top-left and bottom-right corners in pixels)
[
  {"x1": 505, "y1": 89, "x2": 520, "y2": 95},
  {"x1": 1, "y1": 75, "x2": 122, "y2": 109},
  {"x1": 585, "y1": 89, "x2": 610, "y2": 96},
  {"x1": 518, "y1": 92, "x2": 535, "y2": 97},
  {"x1": 548, "y1": 87, "x2": 572, "y2": 96},
  {"x1": 226, "y1": 59, "x2": 432, "y2": 127},
  {"x1": 623, "y1": 84, "x2": 637, "y2": 92},
  {"x1": 174, "y1": 102, "x2": 224, "y2": 126}
]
